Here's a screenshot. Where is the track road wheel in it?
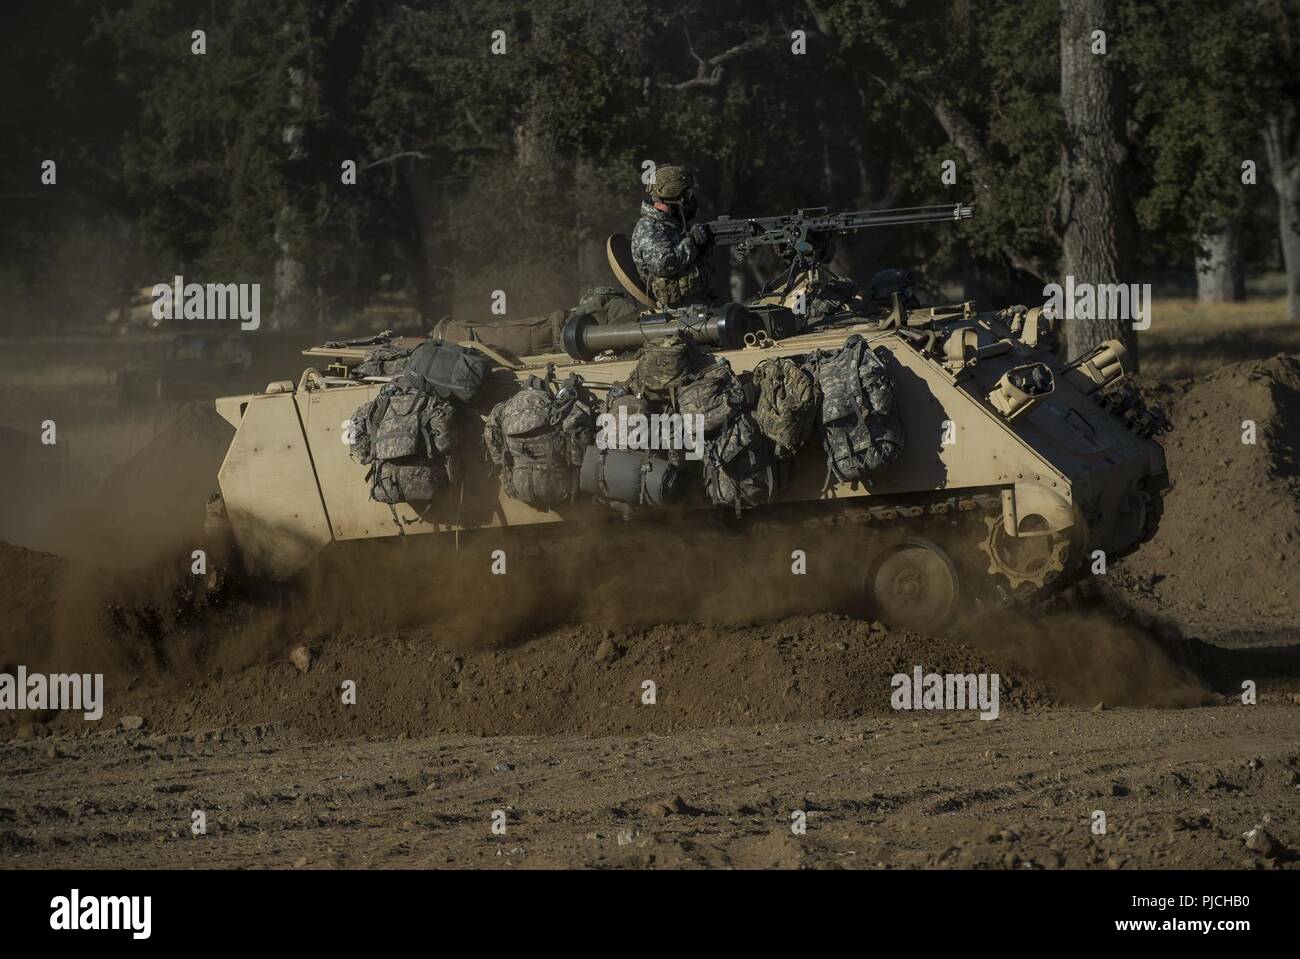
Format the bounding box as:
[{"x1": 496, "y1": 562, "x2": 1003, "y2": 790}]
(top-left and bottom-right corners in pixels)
[{"x1": 866, "y1": 538, "x2": 960, "y2": 634}]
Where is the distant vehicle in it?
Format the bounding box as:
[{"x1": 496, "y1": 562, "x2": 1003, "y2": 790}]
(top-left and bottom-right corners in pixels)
[{"x1": 105, "y1": 286, "x2": 163, "y2": 334}]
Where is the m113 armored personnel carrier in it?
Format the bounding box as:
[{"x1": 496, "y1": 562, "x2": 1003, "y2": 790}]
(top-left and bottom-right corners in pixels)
[{"x1": 210, "y1": 203, "x2": 1170, "y2": 631}]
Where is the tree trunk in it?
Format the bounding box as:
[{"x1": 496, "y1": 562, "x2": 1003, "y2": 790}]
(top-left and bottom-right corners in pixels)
[
  {"x1": 272, "y1": 13, "x2": 310, "y2": 331},
  {"x1": 272, "y1": 209, "x2": 308, "y2": 330},
  {"x1": 403, "y1": 160, "x2": 454, "y2": 324},
  {"x1": 1195, "y1": 217, "x2": 1245, "y2": 303},
  {"x1": 575, "y1": 156, "x2": 600, "y2": 293},
  {"x1": 1263, "y1": 104, "x2": 1300, "y2": 322},
  {"x1": 513, "y1": 115, "x2": 576, "y2": 307},
  {"x1": 1058, "y1": 0, "x2": 1140, "y2": 368},
  {"x1": 509, "y1": 10, "x2": 578, "y2": 310}
]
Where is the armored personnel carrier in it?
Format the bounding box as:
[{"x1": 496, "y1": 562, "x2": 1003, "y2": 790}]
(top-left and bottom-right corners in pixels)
[{"x1": 210, "y1": 204, "x2": 1170, "y2": 631}]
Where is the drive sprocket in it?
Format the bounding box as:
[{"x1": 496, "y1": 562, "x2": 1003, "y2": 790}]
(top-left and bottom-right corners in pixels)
[{"x1": 978, "y1": 515, "x2": 1071, "y2": 595}]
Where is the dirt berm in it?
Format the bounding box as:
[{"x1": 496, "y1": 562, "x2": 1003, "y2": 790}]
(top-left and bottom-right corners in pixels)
[
  {"x1": 2, "y1": 354, "x2": 1299, "y2": 870},
  {"x1": 1115, "y1": 353, "x2": 1300, "y2": 640}
]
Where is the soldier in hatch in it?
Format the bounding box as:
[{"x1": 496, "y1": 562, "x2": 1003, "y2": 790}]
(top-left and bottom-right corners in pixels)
[{"x1": 631, "y1": 164, "x2": 716, "y2": 308}]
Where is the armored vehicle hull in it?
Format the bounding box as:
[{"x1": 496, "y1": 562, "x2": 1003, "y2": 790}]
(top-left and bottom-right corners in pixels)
[{"x1": 213, "y1": 291, "x2": 1169, "y2": 630}]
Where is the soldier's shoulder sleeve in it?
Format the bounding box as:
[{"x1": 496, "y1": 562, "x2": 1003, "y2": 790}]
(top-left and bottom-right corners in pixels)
[
  {"x1": 630, "y1": 216, "x2": 656, "y2": 272},
  {"x1": 632, "y1": 216, "x2": 698, "y2": 277}
]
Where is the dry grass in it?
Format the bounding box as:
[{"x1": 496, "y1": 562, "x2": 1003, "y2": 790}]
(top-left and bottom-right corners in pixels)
[{"x1": 1139, "y1": 296, "x2": 1300, "y2": 380}]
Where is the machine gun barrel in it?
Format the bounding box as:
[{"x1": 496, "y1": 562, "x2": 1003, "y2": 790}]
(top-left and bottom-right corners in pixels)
[{"x1": 706, "y1": 202, "x2": 973, "y2": 255}]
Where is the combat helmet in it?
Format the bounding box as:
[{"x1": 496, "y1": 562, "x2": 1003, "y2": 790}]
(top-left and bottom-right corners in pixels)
[
  {"x1": 647, "y1": 164, "x2": 698, "y2": 222},
  {"x1": 648, "y1": 164, "x2": 695, "y2": 203}
]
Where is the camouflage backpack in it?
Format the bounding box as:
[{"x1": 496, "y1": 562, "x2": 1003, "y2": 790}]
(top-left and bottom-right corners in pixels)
[
  {"x1": 353, "y1": 345, "x2": 412, "y2": 378},
  {"x1": 701, "y1": 412, "x2": 775, "y2": 514},
  {"x1": 483, "y1": 374, "x2": 596, "y2": 507},
  {"x1": 752, "y1": 356, "x2": 816, "y2": 459},
  {"x1": 804, "y1": 334, "x2": 904, "y2": 484},
  {"x1": 632, "y1": 332, "x2": 710, "y2": 399},
  {"x1": 672, "y1": 358, "x2": 746, "y2": 437},
  {"x1": 348, "y1": 384, "x2": 458, "y2": 508},
  {"x1": 573, "y1": 287, "x2": 642, "y2": 327},
  {"x1": 670, "y1": 359, "x2": 775, "y2": 512},
  {"x1": 604, "y1": 382, "x2": 650, "y2": 420},
  {"x1": 599, "y1": 383, "x2": 651, "y2": 452}
]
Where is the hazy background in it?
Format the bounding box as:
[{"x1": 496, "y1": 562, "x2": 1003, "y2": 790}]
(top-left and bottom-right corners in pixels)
[
  {"x1": 1, "y1": 0, "x2": 1299, "y2": 552},
  {"x1": 1, "y1": 0, "x2": 1297, "y2": 334}
]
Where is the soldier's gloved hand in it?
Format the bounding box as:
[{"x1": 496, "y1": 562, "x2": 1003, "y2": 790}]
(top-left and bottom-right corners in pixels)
[{"x1": 689, "y1": 223, "x2": 713, "y2": 248}]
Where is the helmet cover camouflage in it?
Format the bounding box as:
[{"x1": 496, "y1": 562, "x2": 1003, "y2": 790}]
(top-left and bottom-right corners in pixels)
[{"x1": 648, "y1": 164, "x2": 695, "y2": 202}]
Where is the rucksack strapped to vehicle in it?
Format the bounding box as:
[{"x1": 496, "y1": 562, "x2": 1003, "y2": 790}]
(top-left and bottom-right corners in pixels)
[
  {"x1": 805, "y1": 334, "x2": 904, "y2": 485},
  {"x1": 671, "y1": 358, "x2": 746, "y2": 437},
  {"x1": 431, "y1": 312, "x2": 564, "y2": 359},
  {"x1": 701, "y1": 412, "x2": 775, "y2": 514},
  {"x1": 665, "y1": 358, "x2": 776, "y2": 513},
  {"x1": 751, "y1": 356, "x2": 816, "y2": 459},
  {"x1": 400, "y1": 338, "x2": 493, "y2": 403},
  {"x1": 631, "y1": 331, "x2": 712, "y2": 400},
  {"x1": 348, "y1": 383, "x2": 459, "y2": 513},
  {"x1": 483, "y1": 373, "x2": 596, "y2": 508},
  {"x1": 573, "y1": 286, "x2": 643, "y2": 327},
  {"x1": 603, "y1": 382, "x2": 651, "y2": 424},
  {"x1": 353, "y1": 344, "x2": 413, "y2": 378}
]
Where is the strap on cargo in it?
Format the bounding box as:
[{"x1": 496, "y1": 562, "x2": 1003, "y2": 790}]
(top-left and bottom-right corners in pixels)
[
  {"x1": 324, "y1": 330, "x2": 395, "y2": 348},
  {"x1": 458, "y1": 340, "x2": 521, "y2": 370}
]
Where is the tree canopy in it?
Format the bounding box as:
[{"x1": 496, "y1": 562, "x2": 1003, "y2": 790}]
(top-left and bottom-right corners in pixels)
[{"x1": 2, "y1": 0, "x2": 1297, "y2": 332}]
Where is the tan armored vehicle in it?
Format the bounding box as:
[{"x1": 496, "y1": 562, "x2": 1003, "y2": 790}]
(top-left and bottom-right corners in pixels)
[{"x1": 211, "y1": 204, "x2": 1170, "y2": 631}]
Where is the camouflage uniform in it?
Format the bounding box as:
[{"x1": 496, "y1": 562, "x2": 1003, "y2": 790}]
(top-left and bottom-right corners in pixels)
[{"x1": 631, "y1": 165, "x2": 711, "y2": 308}]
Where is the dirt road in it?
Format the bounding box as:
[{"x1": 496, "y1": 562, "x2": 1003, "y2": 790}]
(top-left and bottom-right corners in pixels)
[{"x1": 4, "y1": 704, "x2": 1297, "y2": 869}]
